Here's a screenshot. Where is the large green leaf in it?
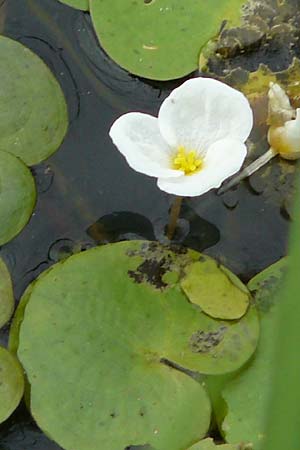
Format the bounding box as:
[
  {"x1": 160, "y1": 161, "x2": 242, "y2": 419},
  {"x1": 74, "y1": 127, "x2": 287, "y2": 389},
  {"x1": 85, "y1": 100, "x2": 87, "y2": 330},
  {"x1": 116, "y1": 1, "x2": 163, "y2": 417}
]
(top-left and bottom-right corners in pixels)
[
  {"x1": 263, "y1": 189, "x2": 300, "y2": 450},
  {"x1": 58, "y1": 0, "x2": 89, "y2": 10},
  {"x1": 90, "y1": 0, "x2": 245, "y2": 80},
  {"x1": 0, "y1": 150, "x2": 36, "y2": 245},
  {"x1": 0, "y1": 346, "x2": 24, "y2": 424},
  {"x1": 0, "y1": 36, "x2": 68, "y2": 165},
  {"x1": 0, "y1": 258, "x2": 14, "y2": 329},
  {"x1": 18, "y1": 241, "x2": 259, "y2": 450},
  {"x1": 218, "y1": 258, "x2": 287, "y2": 448}
]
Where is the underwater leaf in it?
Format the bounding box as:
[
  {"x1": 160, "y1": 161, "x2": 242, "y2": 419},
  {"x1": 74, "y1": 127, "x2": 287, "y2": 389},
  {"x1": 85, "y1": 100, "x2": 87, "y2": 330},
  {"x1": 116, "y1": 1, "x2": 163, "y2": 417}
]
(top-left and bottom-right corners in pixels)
[
  {"x1": 188, "y1": 438, "x2": 240, "y2": 449},
  {"x1": 181, "y1": 258, "x2": 249, "y2": 320},
  {"x1": 0, "y1": 36, "x2": 68, "y2": 165},
  {"x1": 0, "y1": 346, "x2": 24, "y2": 424},
  {"x1": 18, "y1": 241, "x2": 259, "y2": 450},
  {"x1": 0, "y1": 150, "x2": 36, "y2": 245},
  {"x1": 218, "y1": 258, "x2": 287, "y2": 448},
  {"x1": 58, "y1": 0, "x2": 88, "y2": 10},
  {"x1": 0, "y1": 258, "x2": 14, "y2": 330},
  {"x1": 198, "y1": 0, "x2": 300, "y2": 196},
  {"x1": 200, "y1": 0, "x2": 300, "y2": 78},
  {"x1": 90, "y1": 0, "x2": 246, "y2": 80}
]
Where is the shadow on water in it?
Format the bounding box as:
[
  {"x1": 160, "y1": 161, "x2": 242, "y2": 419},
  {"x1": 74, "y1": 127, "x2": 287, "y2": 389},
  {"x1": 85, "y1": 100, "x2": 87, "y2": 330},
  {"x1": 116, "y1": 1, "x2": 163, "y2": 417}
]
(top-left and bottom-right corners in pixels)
[{"x1": 0, "y1": 0, "x2": 296, "y2": 448}]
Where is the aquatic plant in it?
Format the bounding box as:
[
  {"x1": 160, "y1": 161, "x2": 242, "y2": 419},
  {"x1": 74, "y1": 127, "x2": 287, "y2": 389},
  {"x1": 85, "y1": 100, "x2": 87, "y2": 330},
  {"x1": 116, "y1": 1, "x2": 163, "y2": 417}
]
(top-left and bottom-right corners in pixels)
[{"x1": 110, "y1": 77, "x2": 253, "y2": 197}]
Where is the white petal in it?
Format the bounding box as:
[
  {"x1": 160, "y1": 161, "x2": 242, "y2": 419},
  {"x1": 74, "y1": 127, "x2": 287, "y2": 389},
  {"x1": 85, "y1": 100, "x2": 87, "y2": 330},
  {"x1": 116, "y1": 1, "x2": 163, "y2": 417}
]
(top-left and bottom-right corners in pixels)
[
  {"x1": 158, "y1": 77, "x2": 253, "y2": 152},
  {"x1": 109, "y1": 112, "x2": 183, "y2": 178},
  {"x1": 157, "y1": 138, "x2": 247, "y2": 196}
]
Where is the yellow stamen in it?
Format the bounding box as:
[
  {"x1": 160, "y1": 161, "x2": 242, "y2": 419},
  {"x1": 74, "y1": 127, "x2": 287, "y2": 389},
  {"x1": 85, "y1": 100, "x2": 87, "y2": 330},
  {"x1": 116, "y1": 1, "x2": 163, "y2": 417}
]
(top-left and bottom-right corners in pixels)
[{"x1": 172, "y1": 146, "x2": 203, "y2": 175}]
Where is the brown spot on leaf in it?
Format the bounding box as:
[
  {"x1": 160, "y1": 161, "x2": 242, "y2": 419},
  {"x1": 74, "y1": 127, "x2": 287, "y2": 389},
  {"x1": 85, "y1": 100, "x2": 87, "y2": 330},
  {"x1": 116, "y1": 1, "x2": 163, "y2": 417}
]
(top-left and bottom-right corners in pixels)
[
  {"x1": 189, "y1": 326, "x2": 227, "y2": 353},
  {"x1": 128, "y1": 258, "x2": 168, "y2": 289},
  {"x1": 127, "y1": 241, "x2": 192, "y2": 289}
]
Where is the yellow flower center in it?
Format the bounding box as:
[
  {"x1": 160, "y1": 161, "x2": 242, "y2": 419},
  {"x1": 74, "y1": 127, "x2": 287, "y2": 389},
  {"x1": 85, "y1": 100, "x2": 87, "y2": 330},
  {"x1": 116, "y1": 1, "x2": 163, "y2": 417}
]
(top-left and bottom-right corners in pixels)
[{"x1": 172, "y1": 146, "x2": 203, "y2": 175}]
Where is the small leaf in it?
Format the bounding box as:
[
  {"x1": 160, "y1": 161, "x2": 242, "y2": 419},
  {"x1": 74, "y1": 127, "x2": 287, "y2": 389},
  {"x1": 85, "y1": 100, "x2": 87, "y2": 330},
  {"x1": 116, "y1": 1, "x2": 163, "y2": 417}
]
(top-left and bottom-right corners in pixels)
[
  {"x1": 188, "y1": 438, "x2": 241, "y2": 449},
  {"x1": 0, "y1": 258, "x2": 14, "y2": 329},
  {"x1": 0, "y1": 150, "x2": 36, "y2": 245},
  {"x1": 181, "y1": 258, "x2": 250, "y2": 320},
  {"x1": 0, "y1": 36, "x2": 68, "y2": 165},
  {"x1": 0, "y1": 346, "x2": 24, "y2": 424}
]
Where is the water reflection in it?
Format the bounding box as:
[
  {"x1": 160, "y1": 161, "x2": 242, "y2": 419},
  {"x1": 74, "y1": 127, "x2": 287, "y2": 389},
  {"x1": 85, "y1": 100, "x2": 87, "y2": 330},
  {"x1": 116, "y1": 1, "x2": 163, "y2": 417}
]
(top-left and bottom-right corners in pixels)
[
  {"x1": 48, "y1": 238, "x2": 93, "y2": 261},
  {"x1": 87, "y1": 204, "x2": 220, "y2": 253},
  {"x1": 87, "y1": 212, "x2": 155, "y2": 243},
  {"x1": 31, "y1": 164, "x2": 54, "y2": 194}
]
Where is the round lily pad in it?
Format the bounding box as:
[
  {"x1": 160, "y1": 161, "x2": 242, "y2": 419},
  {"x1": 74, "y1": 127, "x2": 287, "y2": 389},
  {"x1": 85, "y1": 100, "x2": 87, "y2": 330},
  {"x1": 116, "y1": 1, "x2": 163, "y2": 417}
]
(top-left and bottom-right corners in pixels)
[
  {"x1": 0, "y1": 36, "x2": 68, "y2": 165},
  {"x1": 181, "y1": 258, "x2": 250, "y2": 320},
  {"x1": 219, "y1": 258, "x2": 287, "y2": 448},
  {"x1": 0, "y1": 150, "x2": 36, "y2": 245},
  {"x1": 90, "y1": 0, "x2": 245, "y2": 80},
  {"x1": 0, "y1": 346, "x2": 24, "y2": 424},
  {"x1": 0, "y1": 258, "x2": 14, "y2": 330},
  {"x1": 18, "y1": 241, "x2": 259, "y2": 450},
  {"x1": 188, "y1": 438, "x2": 240, "y2": 449},
  {"x1": 58, "y1": 0, "x2": 88, "y2": 10}
]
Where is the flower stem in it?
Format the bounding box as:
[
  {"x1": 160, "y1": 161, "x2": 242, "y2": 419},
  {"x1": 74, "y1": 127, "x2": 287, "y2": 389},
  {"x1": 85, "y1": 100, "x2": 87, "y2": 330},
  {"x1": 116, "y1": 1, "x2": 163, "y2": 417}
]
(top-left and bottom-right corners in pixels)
[
  {"x1": 218, "y1": 147, "x2": 278, "y2": 195},
  {"x1": 167, "y1": 196, "x2": 183, "y2": 240}
]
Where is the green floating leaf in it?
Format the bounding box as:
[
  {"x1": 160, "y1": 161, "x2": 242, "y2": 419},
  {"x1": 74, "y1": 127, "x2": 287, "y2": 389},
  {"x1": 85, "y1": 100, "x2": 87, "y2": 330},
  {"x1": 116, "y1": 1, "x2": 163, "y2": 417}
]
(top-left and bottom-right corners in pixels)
[
  {"x1": 188, "y1": 438, "x2": 240, "y2": 449},
  {"x1": 0, "y1": 258, "x2": 14, "y2": 329},
  {"x1": 90, "y1": 0, "x2": 245, "y2": 80},
  {"x1": 58, "y1": 0, "x2": 89, "y2": 10},
  {"x1": 181, "y1": 258, "x2": 250, "y2": 320},
  {"x1": 219, "y1": 258, "x2": 287, "y2": 448},
  {"x1": 18, "y1": 241, "x2": 259, "y2": 450},
  {"x1": 248, "y1": 257, "x2": 287, "y2": 313},
  {"x1": 0, "y1": 36, "x2": 68, "y2": 165},
  {"x1": 0, "y1": 150, "x2": 36, "y2": 245},
  {"x1": 0, "y1": 346, "x2": 24, "y2": 424}
]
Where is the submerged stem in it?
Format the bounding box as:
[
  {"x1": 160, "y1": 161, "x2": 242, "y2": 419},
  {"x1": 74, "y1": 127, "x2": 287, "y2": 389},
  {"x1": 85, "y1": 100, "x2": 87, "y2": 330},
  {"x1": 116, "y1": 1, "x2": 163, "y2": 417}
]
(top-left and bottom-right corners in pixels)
[
  {"x1": 218, "y1": 147, "x2": 278, "y2": 195},
  {"x1": 167, "y1": 196, "x2": 183, "y2": 240}
]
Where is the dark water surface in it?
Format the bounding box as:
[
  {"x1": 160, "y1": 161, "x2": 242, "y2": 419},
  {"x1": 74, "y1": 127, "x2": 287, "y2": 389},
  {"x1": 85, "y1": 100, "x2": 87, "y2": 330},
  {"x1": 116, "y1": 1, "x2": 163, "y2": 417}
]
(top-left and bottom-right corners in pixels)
[{"x1": 0, "y1": 0, "x2": 292, "y2": 448}]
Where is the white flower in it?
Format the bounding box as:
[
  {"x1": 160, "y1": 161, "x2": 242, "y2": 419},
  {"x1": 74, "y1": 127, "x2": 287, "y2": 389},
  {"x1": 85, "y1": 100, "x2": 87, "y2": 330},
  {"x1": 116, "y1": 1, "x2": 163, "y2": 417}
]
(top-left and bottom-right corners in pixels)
[
  {"x1": 109, "y1": 77, "x2": 253, "y2": 197},
  {"x1": 268, "y1": 82, "x2": 300, "y2": 160}
]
